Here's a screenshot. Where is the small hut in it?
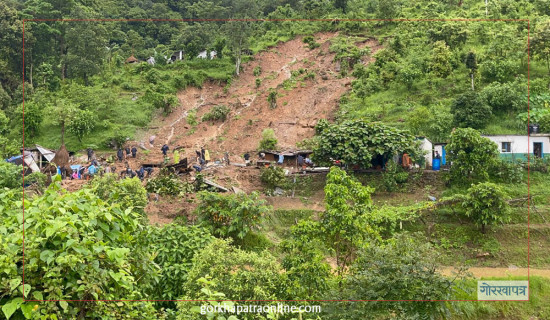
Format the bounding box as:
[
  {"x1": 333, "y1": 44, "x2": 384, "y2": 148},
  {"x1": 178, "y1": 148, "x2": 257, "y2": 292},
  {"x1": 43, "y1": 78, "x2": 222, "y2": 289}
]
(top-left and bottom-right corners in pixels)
[
  {"x1": 52, "y1": 145, "x2": 70, "y2": 168},
  {"x1": 126, "y1": 55, "x2": 139, "y2": 64}
]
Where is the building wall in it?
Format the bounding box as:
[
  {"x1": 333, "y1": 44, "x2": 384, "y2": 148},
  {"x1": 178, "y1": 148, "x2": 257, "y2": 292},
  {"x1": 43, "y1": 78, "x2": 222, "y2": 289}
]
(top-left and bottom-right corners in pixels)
[
  {"x1": 483, "y1": 135, "x2": 550, "y2": 160},
  {"x1": 419, "y1": 138, "x2": 433, "y2": 168}
]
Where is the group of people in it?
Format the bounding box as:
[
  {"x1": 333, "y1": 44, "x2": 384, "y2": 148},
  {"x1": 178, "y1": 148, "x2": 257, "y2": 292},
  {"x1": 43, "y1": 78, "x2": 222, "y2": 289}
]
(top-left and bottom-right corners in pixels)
[
  {"x1": 117, "y1": 146, "x2": 138, "y2": 162},
  {"x1": 297, "y1": 154, "x2": 314, "y2": 169},
  {"x1": 192, "y1": 147, "x2": 210, "y2": 171}
]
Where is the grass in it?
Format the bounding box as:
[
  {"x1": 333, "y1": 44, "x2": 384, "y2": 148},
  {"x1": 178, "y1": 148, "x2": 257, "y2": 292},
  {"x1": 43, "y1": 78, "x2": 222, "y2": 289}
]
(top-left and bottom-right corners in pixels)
[
  {"x1": 30, "y1": 58, "x2": 234, "y2": 152},
  {"x1": 451, "y1": 276, "x2": 550, "y2": 320}
]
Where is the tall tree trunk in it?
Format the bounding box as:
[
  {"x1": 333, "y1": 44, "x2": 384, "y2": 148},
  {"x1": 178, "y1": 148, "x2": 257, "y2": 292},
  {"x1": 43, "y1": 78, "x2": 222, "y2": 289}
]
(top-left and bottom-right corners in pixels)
[
  {"x1": 470, "y1": 73, "x2": 475, "y2": 91},
  {"x1": 61, "y1": 120, "x2": 65, "y2": 145}
]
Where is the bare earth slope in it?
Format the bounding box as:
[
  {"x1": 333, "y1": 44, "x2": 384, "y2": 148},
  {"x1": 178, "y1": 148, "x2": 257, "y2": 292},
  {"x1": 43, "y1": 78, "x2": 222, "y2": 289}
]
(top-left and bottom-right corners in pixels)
[{"x1": 137, "y1": 33, "x2": 381, "y2": 164}]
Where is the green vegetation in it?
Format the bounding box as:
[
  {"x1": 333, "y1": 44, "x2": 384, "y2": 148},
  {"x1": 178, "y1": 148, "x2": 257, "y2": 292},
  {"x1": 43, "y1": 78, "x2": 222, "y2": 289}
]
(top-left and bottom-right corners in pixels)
[
  {"x1": 201, "y1": 105, "x2": 230, "y2": 122},
  {"x1": 258, "y1": 128, "x2": 278, "y2": 150},
  {"x1": 1, "y1": 0, "x2": 549, "y2": 318}
]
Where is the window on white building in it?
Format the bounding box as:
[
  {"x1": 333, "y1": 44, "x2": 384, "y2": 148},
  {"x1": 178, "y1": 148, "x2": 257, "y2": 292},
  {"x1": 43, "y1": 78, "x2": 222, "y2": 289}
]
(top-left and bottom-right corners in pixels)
[{"x1": 501, "y1": 142, "x2": 511, "y2": 153}]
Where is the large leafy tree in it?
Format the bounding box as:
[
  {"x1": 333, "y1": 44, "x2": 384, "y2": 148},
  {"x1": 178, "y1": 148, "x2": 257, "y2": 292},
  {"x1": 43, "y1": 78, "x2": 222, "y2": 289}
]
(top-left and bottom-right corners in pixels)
[
  {"x1": 451, "y1": 91, "x2": 492, "y2": 129},
  {"x1": 321, "y1": 167, "x2": 377, "y2": 277},
  {"x1": 64, "y1": 7, "x2": 108, "y2": 85},
  {"x1": 446, "y1": 128, "x2": 499, "y2": 185},
  {"x1": 530, "y1": 20, "x2": 550, "y2": 73},
  {"x1": 313, "y1": 120, "x2": 415, "y2": 167}
]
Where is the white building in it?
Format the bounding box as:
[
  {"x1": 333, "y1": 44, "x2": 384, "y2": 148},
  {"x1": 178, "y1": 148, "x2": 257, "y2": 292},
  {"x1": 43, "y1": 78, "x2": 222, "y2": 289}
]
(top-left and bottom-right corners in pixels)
[
  {"x1": 482, "y1": 134, "x2": 550, "y2": 161},
  {"x1": 197, "y1": 50, "x2": 217, "y2": 59}
]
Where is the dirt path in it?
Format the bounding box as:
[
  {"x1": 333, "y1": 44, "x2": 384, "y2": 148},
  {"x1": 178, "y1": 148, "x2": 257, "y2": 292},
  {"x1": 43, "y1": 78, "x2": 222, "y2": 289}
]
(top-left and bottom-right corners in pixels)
[{"x1": 440, "y1": 267, "x2": 550, "y2": 279}]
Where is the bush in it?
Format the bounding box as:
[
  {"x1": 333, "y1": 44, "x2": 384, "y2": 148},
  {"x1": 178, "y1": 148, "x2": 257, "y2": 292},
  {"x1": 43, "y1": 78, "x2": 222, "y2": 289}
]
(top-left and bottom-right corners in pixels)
[
  {"x1": 258, "y1": 128, "x2": 278, "y2": 150},
  {"x1": 303, "y1": 35, "x2": 320, "y2": 49},
  {"x1": 267, "y1": 89, "x2": 277, "y2": 109},
  {"x1": 201, "y1": 105, "x2": 230, "y2": 122},
  {"x1": 180, "y1": 239, "x2": 288, "y2": 301},
  {"x1": 462, "y1": 182, "x2": 511, "y2": 233},
  {"x1": 195, "y1": 191, "x2": 271, "y2": 240},
  {"x1": 142, "y1": 224, "x2": 214, "y2": 303},
  {"x1": 451, "y1": 91, "x2": 492, "y2": 129},
  {"x1": 489, "y1": 159, "x2": 523, "y2": 184},
  {"x1": 144, "y1": 69, "x2": 161, "y2": 84},
  {"x1": 482, "y1": 81, "x2": 525, "y2": 113},
  {"x1": 145, "y1": 169, "x2": 193, "y2": 196},
  {"x1": 0, "y1": 161, "x2": 22, "y2": 189},
  {"x1": 253, "y1": 66, "x2": 262, "y2": 76},
  {"x1": 89, "y1": 173, "x2": 148, "y2": 214},
  {"x1": 25, "y1": 171, "x2": 48, "y2": 191},
  {"x1": 255, "y1": 77, "x2": 261, "y2": 88},
  {"x1": 382, "y1": 160, "x2": 409, "y2": 192},
  {"x1": 260, "y1": 166, "x2": 288, "y2": 191}
]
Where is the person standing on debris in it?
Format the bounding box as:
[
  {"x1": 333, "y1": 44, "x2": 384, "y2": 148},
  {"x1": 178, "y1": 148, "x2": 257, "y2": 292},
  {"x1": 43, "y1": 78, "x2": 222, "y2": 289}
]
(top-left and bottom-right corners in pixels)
[
  {"x1": 297, "y1": 154, "x2": 304, "y2": 170},
  {"x1": 125, "y1": 146, "x2": 131, "y2": 159},
  {"x1": 201, "y1": 147, "x2": 205, "y2": 161},
  {"x1": 137, "y1": 166, "x2": 145, "y2": 180},
  {"x1": 196, "y1": 150, "x2": 201, "y2": 160},
  {"x1": 87, "y1": 147, "x2": 94, "y2": 162},
  {"x1": 117, "y1": 148, "x2": 124, "y2": 162},
  {"x1": 224, "y1": 152, "x2": 230, "y2": 165},
  {"x1": 131, "y1": 146, "x2": 137, "y2": 158},
  {"x1": 204, "y1": 149, "x2": 210, "y2": 164},
  {"x1": 161, "y1": 144, "x2": 169, "y2": 157},
  {"x1": 244, "y1": 153, "x2": 251, "y2": 164}
]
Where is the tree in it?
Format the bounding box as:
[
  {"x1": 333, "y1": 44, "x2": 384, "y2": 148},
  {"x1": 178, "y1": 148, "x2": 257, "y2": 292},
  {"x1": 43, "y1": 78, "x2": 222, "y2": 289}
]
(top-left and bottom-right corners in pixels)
[
  {"x1": 195, "y1": 191, "x2": 271, "y2": 240},
  {"x1": 430, "y1": 40, "x2": 452, "y2": 78},
  {"x1": 338, "y1": 233, "x2": 464, "y2": 319},
  {"x1": 482, "y1": 81, "x2": 525, "y2": 113},
  {"x1": 224, "y1": 0, "x2": 258, "y2": 75},
  {"x1": 0, "y1": 161, "x2": 22, "y2": 189},
  {"x1": 64, "y1": 8, "x2": 108, "y2": 85},
  {"x1": 530, "y1": 20, "x2": 550, "y2": 73},
  {"x1": 267, "y1": 89, "x2": 277, "y2": 109},
  {"x1": 16, "y1": 101, "x2": 43, "y2": 140},
  {"x1": 465, "y1": 50, "x2": 478, "y2": 90},
  {"x1": 451, "y1": 91, "x2": 492, "y2": 129},
  {"x1": 446, "y1": 128, "x2": 499, "y2": 185},
  {"x1": 67, "y1": 108, "x2": 97, "y2": 142},
  {"x1": 406, "y1": 104, "x2": 453, "y2": 143},
  {"x1": 462, "y1": 182, "x2": 510, "y2": 233},
  {"x1": 321, "y1": 167, "x2": 376, "y2": 276},
  {"x1": 313, "y1": 120, "x2": 415, "y2": 168}
]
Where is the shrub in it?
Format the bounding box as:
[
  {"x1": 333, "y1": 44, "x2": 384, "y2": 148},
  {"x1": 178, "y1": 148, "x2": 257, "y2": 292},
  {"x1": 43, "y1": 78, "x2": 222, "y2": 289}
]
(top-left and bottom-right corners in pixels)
[
  {"x1": 144, "y1": 69, "x2": 161, "y2": 84},
  {"x1": 303, "y1": 35, "x2": 320, "y2": 49},
  {"x1": 260, "y1": 166, "x2": 288, "y2": 191},
  {"x1": 382, "y1": 160, "x2": 409, "y2": 192},
  {"x1": 489, "y1": 159, "x2": 524, "y2": 184},
  {"x1": 145, "y1": 169, "x2": 193, "y2": 196},
  {"x1": 25, "y1": 172, "x2": 48, "y2": 192},
  {"x1": 462, "y1": 182, "x2": 511, "y2": 233},
  {"x1": 195, "y1": 191, "x2": 271, "y2": 240},
  {"x1": 258, "y1": 128, "x2": 278, "y2": 150},
  {"x1": 201, "y1": 105, "x2": 230, "y2": 122},
  {"x1": 142, "y1": 224, "x2": 214, "y2": 303},
  {"x1": 180, "y1": 239, "x2": 288, "y2": 301},
  {"x1": 451, "y1": 91, "x2": 492, "y2": 129},
  {"x1": 253, "y1": 66, "x2": 262, "y2": 76},
  {"x1": 255, "y1": 77, "x2": 261, "y2": 88},
  {"x1": 0, "y1": 162, "x2": 22, "y2": 189},
  {"x1": 88, "y1": 173, "x2": 148, "y2": 214},
  {"x1": 267, "y1": 89, "x2": 277, "y2": 109}
]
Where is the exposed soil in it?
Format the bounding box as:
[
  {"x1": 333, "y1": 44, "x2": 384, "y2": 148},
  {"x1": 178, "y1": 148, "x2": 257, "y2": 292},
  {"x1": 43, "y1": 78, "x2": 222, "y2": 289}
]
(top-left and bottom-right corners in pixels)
[
  {"x1": 440, "y1": 267, "x2": 550, "y2": 279},
  {"x1": 131, "y1": 33, "x2": 382, "y2": 222}
]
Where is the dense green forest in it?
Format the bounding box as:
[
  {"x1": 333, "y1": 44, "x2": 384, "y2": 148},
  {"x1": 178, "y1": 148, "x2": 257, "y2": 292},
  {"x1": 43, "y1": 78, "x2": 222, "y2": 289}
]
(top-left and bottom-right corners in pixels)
[{"x1": 1, "y1": 0, "x2": 550, "y2": 319}]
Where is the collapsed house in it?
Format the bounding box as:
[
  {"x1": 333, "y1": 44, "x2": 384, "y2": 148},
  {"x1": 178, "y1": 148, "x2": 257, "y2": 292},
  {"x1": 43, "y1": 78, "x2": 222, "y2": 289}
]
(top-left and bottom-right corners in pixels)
[{"x1": 9, "y1": 144, "x2": 57, "y2": 174}]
